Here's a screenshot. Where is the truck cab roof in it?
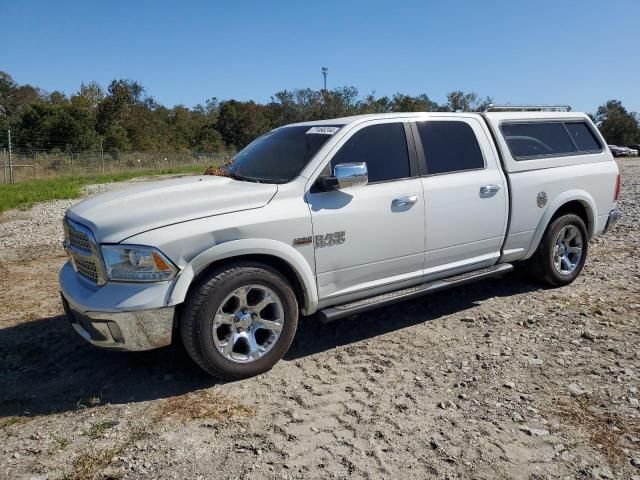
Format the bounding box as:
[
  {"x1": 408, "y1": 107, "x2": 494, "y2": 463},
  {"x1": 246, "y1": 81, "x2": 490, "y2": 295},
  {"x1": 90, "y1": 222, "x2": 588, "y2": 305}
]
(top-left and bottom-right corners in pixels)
[{"x1": 286, "y1": 110, "x2": 593, "y2": 128}]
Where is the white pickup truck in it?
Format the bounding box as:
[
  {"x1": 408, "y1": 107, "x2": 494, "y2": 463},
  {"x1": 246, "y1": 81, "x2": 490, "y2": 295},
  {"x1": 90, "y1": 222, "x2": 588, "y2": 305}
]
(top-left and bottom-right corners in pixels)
[{"x1": 60, "y1": 107, "x2": 620, "y2": 379}]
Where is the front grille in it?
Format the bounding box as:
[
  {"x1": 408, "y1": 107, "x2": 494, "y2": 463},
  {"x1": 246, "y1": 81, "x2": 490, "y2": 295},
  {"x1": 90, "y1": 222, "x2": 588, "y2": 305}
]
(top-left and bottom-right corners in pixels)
[
  {"x1": 64, "y1": 217, "x2": 105, "y2": 285},
  {"x1": 68, "y1": 227, "x2": 92, "y2": 251},
  {"x1": 75, "y1": 257, "x2": 99, "y2": 283}
]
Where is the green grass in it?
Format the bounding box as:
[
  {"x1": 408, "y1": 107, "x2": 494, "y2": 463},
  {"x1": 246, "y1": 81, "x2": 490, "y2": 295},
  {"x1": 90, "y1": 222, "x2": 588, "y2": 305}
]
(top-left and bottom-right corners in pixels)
[
  {"x1": 0, "y1": 165, "x2": 205, "y2": 213},
  {"x1": 84, "y1": 420, "x2": 119, "y2": 439}
]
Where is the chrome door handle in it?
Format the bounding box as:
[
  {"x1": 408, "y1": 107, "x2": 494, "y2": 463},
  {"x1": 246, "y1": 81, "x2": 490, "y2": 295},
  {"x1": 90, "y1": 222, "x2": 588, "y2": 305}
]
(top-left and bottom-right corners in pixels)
[
  {"x1": 392, "y1": 195, "x2": 419, "y2": 207},
  {"x1": 480, "y1": 184, "x2": 501, "y2": 197}
]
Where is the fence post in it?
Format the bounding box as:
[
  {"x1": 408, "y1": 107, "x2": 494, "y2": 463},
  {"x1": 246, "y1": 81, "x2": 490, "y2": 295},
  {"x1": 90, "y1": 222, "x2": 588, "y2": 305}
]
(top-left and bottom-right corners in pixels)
[
  {"x1": 100, "y1": 138, "x2": 104, "y2": 174},
  {"x1": 2, "y1": 147, "x2": 5, "y2": 184},
  {"x1": 8, "y1": 129, "x2": 14, "y2": 184}
]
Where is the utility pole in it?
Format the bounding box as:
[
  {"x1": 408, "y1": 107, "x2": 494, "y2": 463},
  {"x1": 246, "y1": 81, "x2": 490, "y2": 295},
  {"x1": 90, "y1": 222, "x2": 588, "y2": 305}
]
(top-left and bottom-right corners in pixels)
[
  {"x1": 8, "y1": 129, "x2": 13, "y2": 184},
  {"x1": 322, "y1": 67, "x2": 328, "y2": 92}
]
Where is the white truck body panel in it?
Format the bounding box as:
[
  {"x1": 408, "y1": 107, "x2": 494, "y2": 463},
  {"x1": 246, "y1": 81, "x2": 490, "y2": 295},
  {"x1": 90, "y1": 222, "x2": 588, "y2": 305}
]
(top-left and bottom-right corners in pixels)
[
  {"x1": 483, "y1": 112, "x2": 618, "y2": 261},
  {"x1": 59, "y1": 111, "x2": 620, "y2": 352},
  {"x1": 418, "y1": 116, "x2": 509, "y2": 274}
]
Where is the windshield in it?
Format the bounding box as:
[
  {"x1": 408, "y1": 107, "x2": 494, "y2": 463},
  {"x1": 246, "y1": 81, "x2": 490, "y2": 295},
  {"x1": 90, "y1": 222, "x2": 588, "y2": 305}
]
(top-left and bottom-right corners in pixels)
[{"x1": 226, "y1": 125, "x2": 342, "y2": 183}]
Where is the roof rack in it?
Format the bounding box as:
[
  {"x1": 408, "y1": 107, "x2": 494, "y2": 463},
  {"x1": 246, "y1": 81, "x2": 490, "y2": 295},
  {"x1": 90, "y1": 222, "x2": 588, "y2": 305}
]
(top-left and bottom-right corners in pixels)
[{"x1": 485, "y1": 104, "x2": 572, "y2": 113}]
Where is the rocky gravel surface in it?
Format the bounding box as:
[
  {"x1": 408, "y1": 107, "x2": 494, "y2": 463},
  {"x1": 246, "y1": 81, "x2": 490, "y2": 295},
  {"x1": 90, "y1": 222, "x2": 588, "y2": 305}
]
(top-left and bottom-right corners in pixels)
[
  {"x1": 0, "y1": 161, "x2": 639, "y2": 479},
  {"x1": 0, "y1": 178, "x2": 168, "y2": 262}
]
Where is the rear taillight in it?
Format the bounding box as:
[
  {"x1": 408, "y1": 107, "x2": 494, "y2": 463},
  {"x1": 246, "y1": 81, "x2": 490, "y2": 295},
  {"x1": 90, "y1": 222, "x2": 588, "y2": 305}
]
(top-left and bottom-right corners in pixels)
[{"x1": 614, "y1": 174, "x2": 621, "y2": 201}]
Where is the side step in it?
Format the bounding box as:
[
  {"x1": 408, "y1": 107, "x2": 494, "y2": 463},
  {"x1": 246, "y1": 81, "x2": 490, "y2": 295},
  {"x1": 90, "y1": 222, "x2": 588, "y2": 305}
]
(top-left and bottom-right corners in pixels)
[{"x1": 317, "y1": 263, "x2": 513, "y2": 323}]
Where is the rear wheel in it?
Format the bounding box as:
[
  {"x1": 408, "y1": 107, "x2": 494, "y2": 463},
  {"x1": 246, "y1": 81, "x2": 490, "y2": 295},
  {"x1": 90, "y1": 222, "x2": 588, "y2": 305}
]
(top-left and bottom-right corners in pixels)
[
  {"x1": 530, "y1": 214, "x2": 588, "y2": 287},
  {"x1": 180, "y1": 262, "x2": 298, "y2": 380}
]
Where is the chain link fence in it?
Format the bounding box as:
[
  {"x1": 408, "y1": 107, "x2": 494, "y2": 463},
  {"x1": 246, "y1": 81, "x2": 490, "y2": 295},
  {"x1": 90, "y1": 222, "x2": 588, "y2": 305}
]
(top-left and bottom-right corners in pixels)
[{"x1": 1, "y1": 148, "x2": 233, "y2": 184}]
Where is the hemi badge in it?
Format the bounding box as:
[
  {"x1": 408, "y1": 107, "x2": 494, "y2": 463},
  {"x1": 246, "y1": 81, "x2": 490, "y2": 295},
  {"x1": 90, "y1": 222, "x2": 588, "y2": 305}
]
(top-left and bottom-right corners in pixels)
[{"x1": 293, "y1": 236, "x2": 312, "y2": 246}]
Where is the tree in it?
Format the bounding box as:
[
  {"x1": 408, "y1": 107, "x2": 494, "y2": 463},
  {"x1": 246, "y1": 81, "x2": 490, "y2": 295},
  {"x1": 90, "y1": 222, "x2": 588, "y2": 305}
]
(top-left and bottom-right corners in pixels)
[
  {"x1": 1, "y1": 69, "x2": 509, "y2": 155},
  {"x1": 14, "y1": 102, "x2": 98, "y2": 150},
  {"x1": 73, "y1": 81, "x2": 104, "y2": 111},
  {"x1": 0, "y1": 71, "x2": 42, "y2": 145},
  {"x1": 594, "y1": 100, "x2": 640, "y2": 145},
  {"x1": 445, "y1": 91, "x2": 492, "y2": 112},
  {"x1": 390, "y1": 93, "x2": 439, "y2": 112},
  {"x1": 216, "y1": 100, "x2": 271, "y2": 149},
  {"x1": 358, "y1": 93, "x2": 392, "y2": 114},
  {"x1": 196, "y1": 124, "x2": 225, "y2": 152},
  {"x1": 267, "y1": 90, "x2": 306, "y2": 126},
  {"x1": 320, "y1": 86, "x2": 359, "y2": 118}
]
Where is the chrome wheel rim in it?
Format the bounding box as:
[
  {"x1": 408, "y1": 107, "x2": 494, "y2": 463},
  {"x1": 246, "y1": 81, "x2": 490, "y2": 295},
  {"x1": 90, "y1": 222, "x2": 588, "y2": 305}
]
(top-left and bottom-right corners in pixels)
[
  {"x1": 212, "y1": 284, "x2": 284, "y2": 364},
  {"x1": 553, "y1": 225, "x2": 583, "y2": 276}
]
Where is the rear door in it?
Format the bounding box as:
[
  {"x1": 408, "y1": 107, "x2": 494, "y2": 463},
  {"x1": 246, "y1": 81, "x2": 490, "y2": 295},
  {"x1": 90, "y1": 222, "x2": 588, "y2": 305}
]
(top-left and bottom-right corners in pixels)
[{"x1": 412, "y1": 117, "x2": 508, "y2": 275}]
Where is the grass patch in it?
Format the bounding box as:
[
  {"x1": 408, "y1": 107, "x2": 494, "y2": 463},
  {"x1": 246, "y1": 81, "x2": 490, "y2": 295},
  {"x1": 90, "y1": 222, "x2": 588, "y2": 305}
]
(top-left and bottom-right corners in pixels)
[
  {"x1": 553, "y1": 398, "x2": 640, "y2": 462},
  {"x1": 47, "y1": 436, "x2": 71, "y2": 455},
  {"x1": 70, "y1": 446, "x2": 122, "y2": 480},
  {"x1": 84, "y1": 420, "x2": 119, "y2": 439},
  {"x1": 63, "y1": 390, "x2": 251, "y2": 478},
  {"x1": 66, "y1": 426, "x2": 149, "y2": 480},
  {"x1": 155, "y1": 389, "x2": 255, "y2": 423},
  {"x1": 0, "y1": 165, "x2": 205, "y2": 213},
  {"x1": 0, "y1": 416, "x2": 27, "y2": 429}
]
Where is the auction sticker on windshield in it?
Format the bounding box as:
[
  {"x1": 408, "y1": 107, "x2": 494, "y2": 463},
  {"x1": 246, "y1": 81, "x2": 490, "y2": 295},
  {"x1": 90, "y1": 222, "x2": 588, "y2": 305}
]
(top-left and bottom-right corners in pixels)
[{"x1": 306, "y1": 126, "x2": 339, "y2": 135}]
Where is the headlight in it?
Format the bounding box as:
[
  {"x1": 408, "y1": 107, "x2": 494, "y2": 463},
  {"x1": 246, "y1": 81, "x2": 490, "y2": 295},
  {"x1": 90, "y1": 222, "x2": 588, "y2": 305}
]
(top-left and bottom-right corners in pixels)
[{"x1": 101, "y1": 245, "x2": 178, "y2": 282}]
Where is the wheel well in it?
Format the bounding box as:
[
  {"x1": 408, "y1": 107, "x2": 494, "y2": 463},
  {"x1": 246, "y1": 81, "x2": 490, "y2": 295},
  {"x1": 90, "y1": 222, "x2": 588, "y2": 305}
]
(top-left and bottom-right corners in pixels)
[
  {"x1": 550, "y1": 200, "x2": 592, "y2": 235},
  {"x1": 185, "y1": 254, "x2": 308, "y2": 312}
]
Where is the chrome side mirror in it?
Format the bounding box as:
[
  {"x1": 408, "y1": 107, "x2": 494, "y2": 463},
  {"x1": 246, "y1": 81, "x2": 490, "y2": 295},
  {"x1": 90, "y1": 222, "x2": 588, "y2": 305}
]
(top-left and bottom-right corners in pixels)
[{"x1": 333, "y1": 162, "x2": 368, "y2": 189}]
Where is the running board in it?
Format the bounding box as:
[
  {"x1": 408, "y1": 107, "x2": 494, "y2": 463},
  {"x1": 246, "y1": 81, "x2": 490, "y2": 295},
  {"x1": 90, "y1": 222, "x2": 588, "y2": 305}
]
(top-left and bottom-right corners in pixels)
[{"x1": 317, "y1": 263, "x2": 514, "y2": 323}]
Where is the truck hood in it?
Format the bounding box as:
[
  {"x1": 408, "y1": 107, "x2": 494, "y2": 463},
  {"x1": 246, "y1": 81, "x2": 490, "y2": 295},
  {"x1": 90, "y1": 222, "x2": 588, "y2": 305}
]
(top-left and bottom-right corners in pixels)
[{"x1": 66, "y1": 176, "x2": 277, "y2": 243}]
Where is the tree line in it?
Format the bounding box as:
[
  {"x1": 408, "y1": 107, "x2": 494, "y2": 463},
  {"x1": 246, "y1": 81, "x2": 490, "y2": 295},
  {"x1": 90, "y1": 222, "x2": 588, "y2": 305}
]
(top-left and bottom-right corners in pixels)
[{"x1": 1, "y1": 70, "x2": 639, "y2": 158}]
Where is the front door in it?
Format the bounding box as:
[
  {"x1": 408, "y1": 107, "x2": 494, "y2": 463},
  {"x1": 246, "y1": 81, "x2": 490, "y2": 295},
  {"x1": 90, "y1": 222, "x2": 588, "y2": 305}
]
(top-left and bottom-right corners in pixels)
[{"x1": 306, "y1": 121, "x2": 426, "y2": 301}]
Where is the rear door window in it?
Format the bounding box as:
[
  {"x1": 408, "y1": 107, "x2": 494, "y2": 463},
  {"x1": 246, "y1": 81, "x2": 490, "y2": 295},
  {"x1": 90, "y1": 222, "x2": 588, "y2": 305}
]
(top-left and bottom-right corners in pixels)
[{"x1": 416, "y1": 121, "x2": 485, "y2": 175}]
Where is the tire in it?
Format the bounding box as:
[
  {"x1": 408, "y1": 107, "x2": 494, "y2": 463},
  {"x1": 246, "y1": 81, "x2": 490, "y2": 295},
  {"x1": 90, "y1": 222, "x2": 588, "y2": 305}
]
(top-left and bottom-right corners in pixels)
[
  {"x1": 180, "y1": 261, "x2": 298, "y2": 380},
  {"x1": 529, "y1": 213, "x2": 589, "y2": 287}
]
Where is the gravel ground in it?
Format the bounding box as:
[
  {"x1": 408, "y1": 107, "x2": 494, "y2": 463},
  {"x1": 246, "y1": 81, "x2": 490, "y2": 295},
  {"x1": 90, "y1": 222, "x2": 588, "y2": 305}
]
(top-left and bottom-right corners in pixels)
[
  {"x1": 0, "y1": 162, "x2": 639, "y2": 480},
  {"x1": 0, "y1": 179, "x2": 168, "y2": 262}
]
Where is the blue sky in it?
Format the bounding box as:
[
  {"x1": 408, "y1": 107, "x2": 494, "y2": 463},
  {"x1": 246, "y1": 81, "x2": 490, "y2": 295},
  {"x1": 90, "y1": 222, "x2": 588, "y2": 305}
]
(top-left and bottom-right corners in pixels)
[{"x1": 2, "y1": 0, "x2": 639, "y2": 113}]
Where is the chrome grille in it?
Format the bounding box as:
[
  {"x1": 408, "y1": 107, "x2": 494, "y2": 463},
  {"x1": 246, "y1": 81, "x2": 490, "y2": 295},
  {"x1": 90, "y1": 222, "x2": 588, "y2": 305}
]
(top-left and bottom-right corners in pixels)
[
  {"x1": 68, "y1": 227, "x2": 91, "y2": 251},
  {"x1": 64, "y1": 217, "x2": 105, "y2": 285},
  {"x1": 75, "y1": 257, "x2": 99, "y2": 283}
]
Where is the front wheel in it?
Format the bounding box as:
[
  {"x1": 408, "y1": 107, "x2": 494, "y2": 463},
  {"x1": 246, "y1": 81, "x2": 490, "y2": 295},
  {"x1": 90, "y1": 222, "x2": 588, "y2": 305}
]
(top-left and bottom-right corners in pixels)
[
  {"x1": 180, "y1": 262, "x2": 299, "y2": 380},
  {"x1": 529, "y1": 214, "x2": 589, "y2": 287}
]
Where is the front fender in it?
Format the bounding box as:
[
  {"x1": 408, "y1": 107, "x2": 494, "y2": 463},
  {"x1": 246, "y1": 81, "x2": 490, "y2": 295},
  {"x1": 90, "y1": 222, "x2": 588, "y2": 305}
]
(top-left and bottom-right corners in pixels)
[
  {"x1": 524, "y1": 190, "x2": 597, "y2": 259},
  {"x1": 167, "y1": 238, "x2": 319, "y2": 315}
]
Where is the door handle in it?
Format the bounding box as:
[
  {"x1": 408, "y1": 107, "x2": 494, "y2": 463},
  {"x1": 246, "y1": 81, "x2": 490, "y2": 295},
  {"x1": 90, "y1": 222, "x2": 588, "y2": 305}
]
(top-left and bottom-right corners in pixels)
[
  {"x1": 479, "y1": 184, "x2": 501, "y2": 198},
  {"x1": 392, "y1": 195, "x2": 419, "y2": 207}
]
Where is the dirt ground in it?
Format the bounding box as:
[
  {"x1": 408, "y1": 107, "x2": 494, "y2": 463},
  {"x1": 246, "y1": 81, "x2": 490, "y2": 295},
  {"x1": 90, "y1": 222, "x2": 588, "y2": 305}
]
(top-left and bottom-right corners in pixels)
[{"x1": 1, "y1": 161, "x2": 639, "y2": 480}]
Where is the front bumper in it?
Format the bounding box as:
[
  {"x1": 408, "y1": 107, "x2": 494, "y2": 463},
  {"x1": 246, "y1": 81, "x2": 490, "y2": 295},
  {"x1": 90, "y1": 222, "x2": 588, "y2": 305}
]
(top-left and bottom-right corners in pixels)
[
  {"x1": 603, "y1": 208, "x2": 620, "y2": 234},
  {"x1": 59, "y1": 262, "x2": 176, "y2": 351}
]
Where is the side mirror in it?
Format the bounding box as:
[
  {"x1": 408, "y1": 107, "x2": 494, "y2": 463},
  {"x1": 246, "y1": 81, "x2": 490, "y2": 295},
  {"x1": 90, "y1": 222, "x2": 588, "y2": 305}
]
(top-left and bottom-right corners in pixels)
[{"x1": 319, "y1": 162, "x2": 368, "y2": 190}]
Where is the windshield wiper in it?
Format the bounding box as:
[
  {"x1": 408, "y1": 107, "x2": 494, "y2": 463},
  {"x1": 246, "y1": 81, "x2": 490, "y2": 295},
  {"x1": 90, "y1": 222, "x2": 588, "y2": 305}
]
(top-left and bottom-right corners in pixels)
[
  {"x1": 228, "y1": 171, "x2": 258, "y2": 183},
  {"x1": 228, "y1": 171, "x2": 285, "y2": 184}
]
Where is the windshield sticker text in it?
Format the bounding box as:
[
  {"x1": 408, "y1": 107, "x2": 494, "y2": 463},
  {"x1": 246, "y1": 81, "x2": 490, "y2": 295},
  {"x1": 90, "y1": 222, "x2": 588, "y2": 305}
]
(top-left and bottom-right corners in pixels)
[{"x1": 306, "y1": 126, "x2": 339, "y2": 135}]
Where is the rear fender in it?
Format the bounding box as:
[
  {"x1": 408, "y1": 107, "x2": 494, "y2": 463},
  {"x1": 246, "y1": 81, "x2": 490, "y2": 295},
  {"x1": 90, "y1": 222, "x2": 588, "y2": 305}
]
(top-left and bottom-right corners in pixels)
[{"x1": 524, "y1": 190, "x2": 596, "y2": 259}]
